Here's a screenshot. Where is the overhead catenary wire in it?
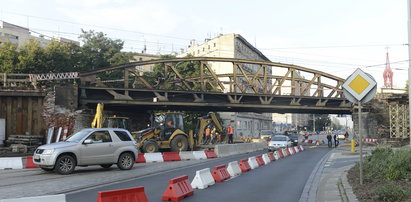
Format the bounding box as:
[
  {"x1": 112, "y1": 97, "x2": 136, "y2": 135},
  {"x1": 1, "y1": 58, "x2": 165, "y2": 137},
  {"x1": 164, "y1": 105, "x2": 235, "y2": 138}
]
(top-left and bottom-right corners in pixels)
[{"x1": 2, "y1": 10, "x2": 192, "y2": 41}]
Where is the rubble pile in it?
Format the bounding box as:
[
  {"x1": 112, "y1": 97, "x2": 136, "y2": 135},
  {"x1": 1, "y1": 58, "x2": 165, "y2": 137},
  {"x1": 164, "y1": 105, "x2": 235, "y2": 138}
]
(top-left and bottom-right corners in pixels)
[{"x1": 42, "y1": 91, "x2": 76, "y2": 136}]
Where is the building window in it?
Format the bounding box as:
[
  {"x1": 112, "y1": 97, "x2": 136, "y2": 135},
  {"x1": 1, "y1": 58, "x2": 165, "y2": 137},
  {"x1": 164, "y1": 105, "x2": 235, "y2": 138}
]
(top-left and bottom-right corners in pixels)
[
  {"x1": 202, "y1": 47, "x2": 205, "y2": 52},
  {"x1": 214, "y1": 43, "x2": 216, "y2": 47},
  {"x1": 197, "y1": 50, "x2": 200, "y2": 54},
  {"x1": 4, "y1": 33, "x2": 18, "y2": 40},
  {"x1": 208, "y1": 45, "x2": 210, "y2": 50}
]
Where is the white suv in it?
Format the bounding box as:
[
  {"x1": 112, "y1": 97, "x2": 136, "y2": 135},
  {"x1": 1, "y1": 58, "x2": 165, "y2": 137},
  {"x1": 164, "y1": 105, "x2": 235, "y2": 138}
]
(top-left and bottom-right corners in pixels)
[{"x1": 33, "y1": 128, "x2": 139, "y2": 174}]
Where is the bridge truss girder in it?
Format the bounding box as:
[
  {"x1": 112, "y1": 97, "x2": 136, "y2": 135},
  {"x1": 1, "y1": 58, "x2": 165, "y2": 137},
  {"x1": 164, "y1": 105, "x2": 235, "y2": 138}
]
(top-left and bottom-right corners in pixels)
[{"x1": 79, "y1": 57, "x2": 352, "y2": 114}]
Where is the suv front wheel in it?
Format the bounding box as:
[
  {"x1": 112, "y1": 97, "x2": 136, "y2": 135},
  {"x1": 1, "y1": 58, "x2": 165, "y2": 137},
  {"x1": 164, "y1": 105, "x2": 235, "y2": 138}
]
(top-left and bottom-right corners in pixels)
[
  {"x1": 54, "y1": 155, "x2": 76, "y2": 175},
  {"x1": 117, "y1": 152, "x2": 134, "y2": 170}
]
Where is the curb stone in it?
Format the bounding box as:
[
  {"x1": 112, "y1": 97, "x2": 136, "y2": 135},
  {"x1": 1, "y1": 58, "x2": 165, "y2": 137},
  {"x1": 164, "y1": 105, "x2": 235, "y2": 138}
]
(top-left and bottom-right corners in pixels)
[
  {"x1": 299, "y1": 149, "x2": 333, "y2": 202},
  {"x1": 340, "y1": 165, "x2": 358, "y2": 202}
]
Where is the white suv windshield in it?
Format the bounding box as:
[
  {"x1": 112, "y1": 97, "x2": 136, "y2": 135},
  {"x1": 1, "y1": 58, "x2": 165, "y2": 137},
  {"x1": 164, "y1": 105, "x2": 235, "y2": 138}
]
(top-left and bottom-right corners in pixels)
[{"x1": 65, "y1": 130, "x2": 92, "y2": 143}]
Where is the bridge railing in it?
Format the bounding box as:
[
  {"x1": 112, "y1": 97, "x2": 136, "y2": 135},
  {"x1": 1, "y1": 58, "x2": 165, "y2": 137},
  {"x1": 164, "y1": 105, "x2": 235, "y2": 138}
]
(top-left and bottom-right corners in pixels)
[{"x1": 1, "y1": 72, "x2": 79, "y2": 89}]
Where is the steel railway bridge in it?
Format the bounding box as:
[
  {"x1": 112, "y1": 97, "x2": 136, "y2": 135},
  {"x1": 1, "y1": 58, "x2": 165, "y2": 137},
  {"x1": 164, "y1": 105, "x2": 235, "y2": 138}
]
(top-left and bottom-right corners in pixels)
[{"x1": 1, "y1": 57, "x2": 352, "y2": 114}]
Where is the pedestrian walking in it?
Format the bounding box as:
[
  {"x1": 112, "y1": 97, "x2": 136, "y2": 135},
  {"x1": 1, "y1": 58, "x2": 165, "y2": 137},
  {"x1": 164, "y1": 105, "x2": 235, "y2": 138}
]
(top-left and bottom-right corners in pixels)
[
  {"x1": 326, "y1": 133, "x2": 332, "y2": 148},
  {"x1": 227, "y1": 122, "x2": 234, "y2": 144},
  {"x1": 333, "y1": 133, "x2": 339, "y2": 147}
]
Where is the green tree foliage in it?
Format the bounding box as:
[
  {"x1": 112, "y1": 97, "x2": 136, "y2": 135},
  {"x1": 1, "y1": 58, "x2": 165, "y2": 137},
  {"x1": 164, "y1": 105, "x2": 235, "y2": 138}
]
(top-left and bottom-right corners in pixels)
[
  {"x1": 16, "y1": 39, "x2": 45, "y2": 73},
  {"x1": 43, "y1": 41, "x2": 81, "y2": 73},
  {"x1": 307, "y1": 114, "x2": 331, "y2": 131},
  {"x1": 0, "y1": 42, "x2": 18, "y2": 73},
  {"x1": 0, "y1": 30, "x2": 132, "y2": 74},
  {"x1": 78, "y1": 29, "x2": 128, "y2": 71}
]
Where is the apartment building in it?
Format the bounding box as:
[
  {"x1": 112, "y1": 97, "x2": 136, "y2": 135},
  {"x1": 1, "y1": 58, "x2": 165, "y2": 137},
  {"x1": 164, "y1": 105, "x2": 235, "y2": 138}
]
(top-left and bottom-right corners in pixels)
[
  {"x1": 130, "y1": 52, "x2": 161, "y2": 73},
  {"x1": 0, "y1": 21, "x2": 79, "y2": 47},
  {"x1": 179, "y1": 33, "x2": 273, "y2": 138}
]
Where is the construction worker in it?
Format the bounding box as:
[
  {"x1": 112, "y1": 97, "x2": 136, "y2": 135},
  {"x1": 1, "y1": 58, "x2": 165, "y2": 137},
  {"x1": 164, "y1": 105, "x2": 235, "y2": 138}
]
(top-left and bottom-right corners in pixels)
[
  {"x1": 167, "y1": 120, "x2": 174, "y2": 128},
  {"x1": 227, "y1": 122, "x2": 234, "y2": 144},
  {"x1": 216, "y1": 131, "x2": 221, "y2": 143},
  {"x1": 204, "y1": 125, "x2": 211, "y2": 144}
]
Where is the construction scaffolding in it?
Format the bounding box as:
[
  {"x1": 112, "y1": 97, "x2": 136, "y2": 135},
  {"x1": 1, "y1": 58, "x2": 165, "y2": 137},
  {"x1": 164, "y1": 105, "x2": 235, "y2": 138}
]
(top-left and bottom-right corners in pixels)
[{"x1": 389, "y1": 103, "x2": 410, "y2": 138}]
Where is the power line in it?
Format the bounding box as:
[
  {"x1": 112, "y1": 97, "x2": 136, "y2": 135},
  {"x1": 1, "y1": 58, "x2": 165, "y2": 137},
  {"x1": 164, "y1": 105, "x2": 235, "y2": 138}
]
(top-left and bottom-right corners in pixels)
[
  {"x1": 259, "y1": 43, "x2": 407, "y2": 50},
  {"x1": 31, "y1": 27, "x2": 188, "y2": 48},
  {"x1": 365, "y1": 60, "x2": 409, "y2": 68},
  {"x1": 2, "y1": 10, "x2": 192, "y2": 41}
]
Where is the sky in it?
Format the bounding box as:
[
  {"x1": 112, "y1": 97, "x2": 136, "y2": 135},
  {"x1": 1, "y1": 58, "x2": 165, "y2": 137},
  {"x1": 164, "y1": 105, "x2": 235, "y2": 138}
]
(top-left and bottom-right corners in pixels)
[{"x1": 1, "y1": 0, "x2": 409, "y2": 88}]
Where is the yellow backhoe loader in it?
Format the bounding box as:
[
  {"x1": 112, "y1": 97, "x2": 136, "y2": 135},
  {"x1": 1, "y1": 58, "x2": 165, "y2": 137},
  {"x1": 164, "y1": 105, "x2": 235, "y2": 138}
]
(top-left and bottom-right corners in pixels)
[
  {"x1": 134, "y1": 112, "x2": 226, "y2": 153},
  {"x1": 91, "y1": 103, "x2": 130, "y2": 129}
]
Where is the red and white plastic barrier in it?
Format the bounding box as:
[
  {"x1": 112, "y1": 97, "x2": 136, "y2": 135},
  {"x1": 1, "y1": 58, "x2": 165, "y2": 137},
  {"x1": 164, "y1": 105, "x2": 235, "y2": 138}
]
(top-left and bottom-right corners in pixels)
[
  {"x1": 239, "y1": 159, "x2": 251, "y2": 172},
  {"x1": 361, "y1": 138, "x2": 378, "y2": 142},
  {"x1": 212, "y1": 165, "x2": 231, "y2": 182},
  {"x1": 144, "y1": 153, "x2": 164, "y2": 163},
  {"x1": 288, "y1": 148, "x2": 294, "y2": 155},
  {"x1": 162, "y1": 175, "x2": 194, "y2": 202},
  {"x1": 267, "y1": 152, "x2": 275, "y2": 161},
  {"x1": 96, "y1": 187, "x2": 148, "y2": 202},
  {"x1": 255, "y1": 155, "x2": 265, "y2": 167},
  {"x1": 136, "y1": 153, "x2": 146, "y2": 163},
  {"x1": 227, "y1": 161, "x2": 242, "y2": 178},
  {"x1": 162, "y1": 152, "x2": 181, "y2": 162},
  {"x1": 262, "y1": 153, "x2": 271, "y2": 164},
  {"x1": 179, "y1": 151, "x2": 196, "y2": 160},
  {"x1": 193, "y1": 151, "x2": 208, "y2": 160},
  {"x1": 248, "y1": 156, "x2": 259, "y2": 169},
  {"x1": 191, "y1": 168, "x2": 215, "y2": 189}
]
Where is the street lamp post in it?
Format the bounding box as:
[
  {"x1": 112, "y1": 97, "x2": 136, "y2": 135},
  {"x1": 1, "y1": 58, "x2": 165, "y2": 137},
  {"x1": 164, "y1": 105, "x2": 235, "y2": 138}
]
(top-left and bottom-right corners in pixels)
[{"x1": 313, "y1": 114, "x2": 316, "y2": 133}]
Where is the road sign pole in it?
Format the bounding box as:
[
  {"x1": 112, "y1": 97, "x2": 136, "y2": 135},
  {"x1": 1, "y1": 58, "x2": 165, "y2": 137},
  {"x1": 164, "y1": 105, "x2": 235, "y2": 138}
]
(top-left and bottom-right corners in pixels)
[
  {"x1": 358, "y1": 101, "x2": 363, "y2": 185},
  {"x1": 343, "y1": 68, "x2": 375, "y2": 186}
]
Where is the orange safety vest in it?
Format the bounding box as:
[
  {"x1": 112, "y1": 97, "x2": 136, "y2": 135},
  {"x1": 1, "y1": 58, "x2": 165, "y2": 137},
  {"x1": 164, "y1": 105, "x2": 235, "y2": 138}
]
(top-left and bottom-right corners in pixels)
[
  {"x1": 205, "y1": 128, "x2": 211, "y2": 136},
  {"x1": 227, "y1": 125, "x2": 233, "y2": 135}
]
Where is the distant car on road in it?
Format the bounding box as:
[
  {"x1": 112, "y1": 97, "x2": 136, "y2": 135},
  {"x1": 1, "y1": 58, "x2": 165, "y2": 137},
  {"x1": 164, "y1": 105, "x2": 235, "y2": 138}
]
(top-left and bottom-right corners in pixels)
[
  {"x1": 268, "y1": 135, "x2": 291, "y2": 151},
  {"x1": 259, "y1": 130, "x2": 274, "y2": 143},
  {"x1": 337, "y1": 134, "x2": 346, "y2": 140},
  {"x1": 283, "y1": 131, "x2": 299, "y2": 146},
  {"x1": 33, "y1": 128, "x2": 139, "y2": 175}
]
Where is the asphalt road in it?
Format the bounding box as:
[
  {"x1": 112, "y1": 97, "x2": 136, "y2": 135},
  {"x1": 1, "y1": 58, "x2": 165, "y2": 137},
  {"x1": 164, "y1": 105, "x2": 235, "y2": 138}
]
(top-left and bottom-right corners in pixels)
[{"x1": 66, "y1": 147, "x2": 331, "y2": 202}]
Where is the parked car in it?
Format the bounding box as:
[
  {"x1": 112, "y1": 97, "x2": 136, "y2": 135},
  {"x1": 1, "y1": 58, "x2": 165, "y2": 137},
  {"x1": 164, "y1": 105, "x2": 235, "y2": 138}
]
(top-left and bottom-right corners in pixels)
[
  {"x1": 268, "y1": 135, "x2": 291, "y2": 151},
  {"x1": 33, "y1": 128, "x2": 139, "y2": 175}
]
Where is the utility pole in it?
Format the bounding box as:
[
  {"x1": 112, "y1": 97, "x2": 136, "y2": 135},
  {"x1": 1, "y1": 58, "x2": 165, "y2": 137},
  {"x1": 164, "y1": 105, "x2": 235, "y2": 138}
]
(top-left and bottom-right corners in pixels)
[{"x1": 408, "y1": 0, "x2": 411, "y2": 147}]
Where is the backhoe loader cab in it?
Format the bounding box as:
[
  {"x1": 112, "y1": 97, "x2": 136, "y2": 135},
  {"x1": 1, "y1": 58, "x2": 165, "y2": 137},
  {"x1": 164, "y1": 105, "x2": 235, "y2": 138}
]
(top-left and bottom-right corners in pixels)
[{"x1": 103, "y1": 116, "x2": 130, "y2": 129}]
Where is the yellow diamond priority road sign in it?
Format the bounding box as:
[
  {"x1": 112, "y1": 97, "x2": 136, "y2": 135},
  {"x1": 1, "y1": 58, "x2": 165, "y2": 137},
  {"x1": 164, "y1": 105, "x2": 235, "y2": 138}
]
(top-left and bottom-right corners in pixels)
[{"x1": 343, "y1": 68, "x2": 376, "y2": 102}]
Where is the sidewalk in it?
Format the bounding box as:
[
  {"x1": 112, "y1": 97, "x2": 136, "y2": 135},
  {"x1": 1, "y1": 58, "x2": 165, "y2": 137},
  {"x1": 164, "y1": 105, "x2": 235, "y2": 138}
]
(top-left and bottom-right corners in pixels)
[
  {"x1": 300, "y1": 142, "x2": 372, "y2": 202},
  {"x1": 315, "y1": 143, "x2": 377, "y2": 202}
]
